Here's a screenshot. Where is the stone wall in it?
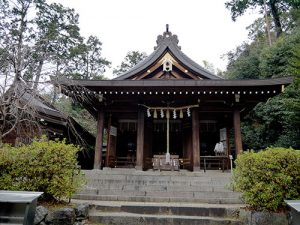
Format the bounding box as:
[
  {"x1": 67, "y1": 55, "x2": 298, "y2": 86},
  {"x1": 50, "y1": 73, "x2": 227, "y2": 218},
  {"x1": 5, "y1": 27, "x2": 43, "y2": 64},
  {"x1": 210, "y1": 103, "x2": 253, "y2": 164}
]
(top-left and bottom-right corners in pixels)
[
  {"x1": 34, "y1": 204, "x2": 89, "y2": 225},
  {"x1": 239, "y1": 209, "x2": 289, "y2": 225}
]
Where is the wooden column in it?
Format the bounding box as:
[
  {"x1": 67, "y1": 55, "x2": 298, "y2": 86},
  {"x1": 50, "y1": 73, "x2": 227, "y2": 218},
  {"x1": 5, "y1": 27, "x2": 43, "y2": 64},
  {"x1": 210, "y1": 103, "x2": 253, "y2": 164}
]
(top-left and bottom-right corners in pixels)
[
  {"x1": 93, "y1": 110, "x2": 104, "y2": 169},
  {"x1": 135, "y1": 109, "x2": 145, "y2": 170},
  {"x1": 105, "y1": 114, "x2": 112, "y2": 167},
  {"x1": 192, "y1": 108, "x2": 200, "y2": 171},
  {"x1": 233, "y1": 109, "x2": 243, "y2": 155}
]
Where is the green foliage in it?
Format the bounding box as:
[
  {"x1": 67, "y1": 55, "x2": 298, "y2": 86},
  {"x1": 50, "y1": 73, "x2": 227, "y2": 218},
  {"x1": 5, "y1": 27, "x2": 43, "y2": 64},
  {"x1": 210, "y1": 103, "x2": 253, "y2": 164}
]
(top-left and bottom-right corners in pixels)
[
  {"x1": 54, "y1": 96, "x2": 96, "y2": 136},
  {"x1": 225, "y1": 16, "x2": 300, "y2": 149},
  {"x1": 233, "y1": 147, "x2": 300, "y2": 211},
  {"x1": 0, "y1": 137, "x2": 84, "y2": 201},
  {"x1": 224, "y1": 41, "x2": 263, "y2": 79},
  {"x1": 242, "y1": 77, "x2": 300, "y2": 150},
  {"x1": 201, "y1": 60, "x2": 224, "y2": 76},
  {"x1": 225, "y1": 0, "x2": 300, "y2": 37},
  {"x1": 260, "y1": 28, "x2": 300, "y2": 78},
  {"x1": 113, "y1": 51, "x2": 147, "y2": 76},
  {"x1": 67, "y1": 35, "x2": 111, "y2": 80}
]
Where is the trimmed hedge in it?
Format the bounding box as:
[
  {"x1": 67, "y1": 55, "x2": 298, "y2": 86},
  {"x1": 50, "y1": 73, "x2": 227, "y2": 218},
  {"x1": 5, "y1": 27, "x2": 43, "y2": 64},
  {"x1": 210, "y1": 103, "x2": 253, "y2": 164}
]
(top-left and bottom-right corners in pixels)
[
  {"x1": 233, "y1": 147, "x2": 300, "y2": 211},
  {"x1": 0, "y1": 137, "x2": 84, "y2": 201}
]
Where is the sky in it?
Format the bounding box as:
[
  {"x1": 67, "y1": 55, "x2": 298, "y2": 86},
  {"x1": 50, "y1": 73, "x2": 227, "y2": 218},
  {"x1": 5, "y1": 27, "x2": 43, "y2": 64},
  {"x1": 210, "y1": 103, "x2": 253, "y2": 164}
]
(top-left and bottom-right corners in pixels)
[{"x1": 47, "y1": 0, "x2": 260, "y2": 78}]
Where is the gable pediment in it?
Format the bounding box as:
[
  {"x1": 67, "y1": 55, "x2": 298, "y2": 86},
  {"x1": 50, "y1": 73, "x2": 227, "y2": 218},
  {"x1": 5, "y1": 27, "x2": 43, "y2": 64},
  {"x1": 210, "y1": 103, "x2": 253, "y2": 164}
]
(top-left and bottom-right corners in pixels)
[
  {"x1": 131, "y1": 51, "x2": 202, "y2": 80},
  {"x1": 114, "y1": 27, "x2": 222, "y2": 81}
]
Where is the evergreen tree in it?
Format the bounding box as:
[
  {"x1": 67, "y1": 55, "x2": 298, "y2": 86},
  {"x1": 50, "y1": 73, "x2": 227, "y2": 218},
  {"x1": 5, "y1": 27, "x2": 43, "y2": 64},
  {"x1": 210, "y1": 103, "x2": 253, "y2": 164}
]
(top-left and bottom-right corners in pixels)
[{"x1": 113, "y1": 51, "x2": 147, "y2": 76}]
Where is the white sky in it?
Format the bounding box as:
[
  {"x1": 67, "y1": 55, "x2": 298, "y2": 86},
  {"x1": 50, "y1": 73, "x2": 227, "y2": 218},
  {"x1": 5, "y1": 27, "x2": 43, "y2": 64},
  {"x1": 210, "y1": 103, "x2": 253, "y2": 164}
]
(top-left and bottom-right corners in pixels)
[{"x1": 47, "y1": 0, "x2": 260, "y2": 78}]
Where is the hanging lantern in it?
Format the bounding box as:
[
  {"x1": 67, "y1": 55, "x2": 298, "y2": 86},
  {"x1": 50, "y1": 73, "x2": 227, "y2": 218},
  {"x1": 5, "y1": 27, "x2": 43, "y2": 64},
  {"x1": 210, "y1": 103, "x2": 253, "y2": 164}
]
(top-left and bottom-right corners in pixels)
[
  {"x1": 153, "y1": 109, "x2": 158, "y2": 118},
  {"x1": 166, "y1": 110, "x2": 170, "y2": 119},
  {"x1": 160, "y1": 109, "x2": 164, "y2": 118},
  {"x1": 173, "y1": 109, "x2": 177, "y2": 119},
  {"x1": 147, "y1": 108, "x2": 151, "y2": 117},
  {"x1": 187, "y1": 108, "x2": 191, "y2": 117},
  {"x1": 179, "y1": 109, "x2": 183, "y2": 118}
]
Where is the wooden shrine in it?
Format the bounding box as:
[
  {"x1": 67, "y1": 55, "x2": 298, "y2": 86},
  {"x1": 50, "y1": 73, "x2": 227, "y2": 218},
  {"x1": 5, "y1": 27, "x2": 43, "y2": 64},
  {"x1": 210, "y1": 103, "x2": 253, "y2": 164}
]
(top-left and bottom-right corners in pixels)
[{"x1": 53, "y1": 26, "x2": 292, "y2": 171}]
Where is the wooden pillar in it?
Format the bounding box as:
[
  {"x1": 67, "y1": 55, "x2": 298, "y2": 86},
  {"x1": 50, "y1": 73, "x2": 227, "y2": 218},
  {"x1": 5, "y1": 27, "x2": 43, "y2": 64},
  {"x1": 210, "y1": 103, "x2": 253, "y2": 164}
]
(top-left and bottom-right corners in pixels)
[
  {"x1": 93, "y1": 110, "x2": 104, "y2": 169},
  {"x1": 135, "y1": 109, "x2": 145, "y2": 170},
  {"x1": 192, "y1": 108, "x2": 200, "y2": 171},
  {"x1": 105, "y1": 114, "x2": 112, "y2": 167},
  {"x1": 233, "y1": 109, "x2": 243, "y2": 155}
]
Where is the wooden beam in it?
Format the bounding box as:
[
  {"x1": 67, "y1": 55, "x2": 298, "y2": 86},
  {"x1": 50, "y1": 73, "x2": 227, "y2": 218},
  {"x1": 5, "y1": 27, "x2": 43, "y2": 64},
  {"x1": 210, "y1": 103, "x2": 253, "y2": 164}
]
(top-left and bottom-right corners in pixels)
[
  {"x1": 192, "y1": 108, "x2": 200, "y2": 171},
  {"x1": 93, "y1": 110, "x2": 104, "y2": 169},
  {"x1": 151, "y1": 71, "x2": 165, "y2": 79},
  {"x1": 173, "y1": 61, "x2": 199, "y2": 80},
  {"x1": 233, "y1": 109, "x2": 243, "y2": 155},
  {"x1": 136, "y1": 63, "x2": 163, "y2": 80},
  {"x1": 135, "y1": 108, "x2": 145, "y2": 170}
]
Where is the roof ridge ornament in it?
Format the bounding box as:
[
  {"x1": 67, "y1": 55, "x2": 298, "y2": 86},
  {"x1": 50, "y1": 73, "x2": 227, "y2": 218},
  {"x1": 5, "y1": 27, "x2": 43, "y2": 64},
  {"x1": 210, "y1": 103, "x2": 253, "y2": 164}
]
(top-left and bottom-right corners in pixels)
[{"x1": 155, "y1": 24, "x2": 181, "y2": 50}]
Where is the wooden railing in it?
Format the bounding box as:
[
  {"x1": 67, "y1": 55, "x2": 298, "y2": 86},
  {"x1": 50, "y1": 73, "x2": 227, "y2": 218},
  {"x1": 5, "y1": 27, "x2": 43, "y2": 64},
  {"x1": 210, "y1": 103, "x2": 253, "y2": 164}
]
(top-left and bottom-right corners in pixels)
[{"x1": 201, "y1": 155, "x2": 229, "y2": 172}]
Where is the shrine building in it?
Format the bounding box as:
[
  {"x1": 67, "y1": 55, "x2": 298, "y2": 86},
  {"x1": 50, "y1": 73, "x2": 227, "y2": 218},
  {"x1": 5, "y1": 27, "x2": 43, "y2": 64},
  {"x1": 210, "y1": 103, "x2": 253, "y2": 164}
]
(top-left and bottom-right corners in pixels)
[{"x1": 53, "y1": 26, "x2": 292, "y2": 171}]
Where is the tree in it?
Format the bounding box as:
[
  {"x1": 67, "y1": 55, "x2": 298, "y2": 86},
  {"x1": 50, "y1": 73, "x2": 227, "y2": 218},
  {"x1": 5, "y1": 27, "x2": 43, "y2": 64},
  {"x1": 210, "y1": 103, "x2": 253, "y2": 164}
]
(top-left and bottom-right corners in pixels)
[
  {"x1": 53, "y1": 95, "x2": 96, "y2": 136},
  {"x1": 0, "y1": 0, "x2": 39, "y2": 83},
  {"x1": 259, "y1": 27, "x2": 300, "y2": 78},
  {"x1": 30, "y1": 2, "x2": 83, "y2": 89},
  {"x1": 66, "y1": 35, "x2": 111, "y2": 80},
  {"x1": 113, "y1": 51, "x2": 147, "y2": 76},
  {"x1": 0, "y1": 0, "x2": 110, "y2": 142},
  {"x1": 0, "y1": 0, "x2": 110, "y2": 90},
  {"x1": 225, "y1": 24, "x2": 300, "y2": 149},
  {"x1": 0, "y1": 80, "x2": 40, "y2": 145},
  {"x1": 223, "y1": 41, "x2": 264, "y2": 79},
  {"x1": 0, "y1": 0, "x2": 83, "y2": 88},
  {"x1": 225, "y1": 0, "x2": 300, "y2": 38}
]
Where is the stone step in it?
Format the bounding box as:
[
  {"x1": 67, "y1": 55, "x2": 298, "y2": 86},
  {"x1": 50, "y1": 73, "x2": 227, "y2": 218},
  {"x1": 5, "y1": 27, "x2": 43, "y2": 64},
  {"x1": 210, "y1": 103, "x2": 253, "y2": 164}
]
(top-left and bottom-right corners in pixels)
[
  {"x1": 73, "y1": 194, "x2": 242, "y2": 204},
  {"x1": 78, "y1": 189, "x2": 240, "y2": 199},
  {"x1": 88, "y1": 212, "x2": 242, "y2": 225},
  {"x1": 84, "y1": 173, "x2": 230, "y2": 181},
  {"x1": 83, "y1": 183, "x2": 232, "y2": 192},
  {"x1": 87, "y1": 176, "x2": 231, "y2": 183},
  {"x1": 87, "y1": 201, "x2": 241, "y2": 218},
  {"x1": 85, "y1": 168, "x2": 233, "y2": 177},
  {"x1": 85, "y1": 172, "x2": 232, "y2": 179},
  {"x1": 87, "y1": 180, "x2": 231, "y2": 187},
  {"x1": 83, "y1": 170, "x2": 233, "y2": 179}
]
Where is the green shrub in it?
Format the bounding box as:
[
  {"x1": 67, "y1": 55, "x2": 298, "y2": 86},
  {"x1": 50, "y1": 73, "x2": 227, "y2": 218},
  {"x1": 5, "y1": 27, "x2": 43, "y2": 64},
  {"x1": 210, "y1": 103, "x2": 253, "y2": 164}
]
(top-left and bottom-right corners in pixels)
[
  {"x1": 233, "y1": 147, "x2": 300, "y2": 211},
  {"x1": 0, "y1": 137, "x2": 85, "y2": 201}
]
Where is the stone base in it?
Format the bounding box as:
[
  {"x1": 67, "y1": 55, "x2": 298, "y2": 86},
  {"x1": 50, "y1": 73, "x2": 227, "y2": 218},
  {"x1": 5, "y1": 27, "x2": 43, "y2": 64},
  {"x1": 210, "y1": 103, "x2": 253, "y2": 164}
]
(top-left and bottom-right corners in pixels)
[
  {"x1": 193, "y1": 166, "x2": 201, "y2": 172},
  {"x1": 102, "y1": 167, "x2": 112, "y2": 171},
  {"x1": 135, "y1": 165, "x2": 143, "y2": 171}
]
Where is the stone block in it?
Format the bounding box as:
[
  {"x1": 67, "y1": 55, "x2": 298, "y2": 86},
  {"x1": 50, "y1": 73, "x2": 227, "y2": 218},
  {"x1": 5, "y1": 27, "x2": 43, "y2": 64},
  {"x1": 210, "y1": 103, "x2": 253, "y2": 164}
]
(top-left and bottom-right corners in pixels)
[
  {"x1": 45, "y1": 208, "x2": 76, "y2": 225},
  {"x1": 34, "y1": 206, "x2": 48, "y2": 225},
  {"x1": 75, "y1": 204, "x2": 89, "y2": 219},
  {"x1": 239, "y1": 209, "x2": 288, "y2": 225}
]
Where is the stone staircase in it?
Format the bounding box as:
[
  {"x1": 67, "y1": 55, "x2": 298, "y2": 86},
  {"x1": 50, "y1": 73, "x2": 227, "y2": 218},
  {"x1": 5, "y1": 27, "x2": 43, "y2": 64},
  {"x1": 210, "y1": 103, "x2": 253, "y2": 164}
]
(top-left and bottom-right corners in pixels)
[
  {"x1": 74, "y1": 168, "x2": 244, "y2": 225},
  {"x1": 75, "y1": 168, "x2": 241, "y2": 204}
]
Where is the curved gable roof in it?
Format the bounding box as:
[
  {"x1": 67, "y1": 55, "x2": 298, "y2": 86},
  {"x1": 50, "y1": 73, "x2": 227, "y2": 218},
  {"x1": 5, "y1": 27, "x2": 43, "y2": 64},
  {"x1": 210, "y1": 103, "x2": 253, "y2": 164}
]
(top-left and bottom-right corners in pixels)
[{"x1": 114, "y1": 28, "x2": 221, "y2": 80}]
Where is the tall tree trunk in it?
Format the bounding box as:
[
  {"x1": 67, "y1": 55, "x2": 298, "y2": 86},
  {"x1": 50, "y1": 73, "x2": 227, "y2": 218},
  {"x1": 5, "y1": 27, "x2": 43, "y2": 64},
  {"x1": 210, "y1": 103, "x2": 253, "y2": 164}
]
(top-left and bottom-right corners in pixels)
[
  {"x1": 85, "y1": 53, "x2": 89, "y2": 79},
  {"x1": 269, "y1": 1, "x2": 282, "y2": 38},
  {"x1": 264, "y1": 0, "x2": 272, "y2": 46},
  {"x1": 33, "y1": 59, "x2": 44, "y2": 90},
  {"x1": 52, "y1": 61, "x2": 60, "y2": 104},
  {"x1": 14, "y1": 2, "x2": 30, "y2": 82}
]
